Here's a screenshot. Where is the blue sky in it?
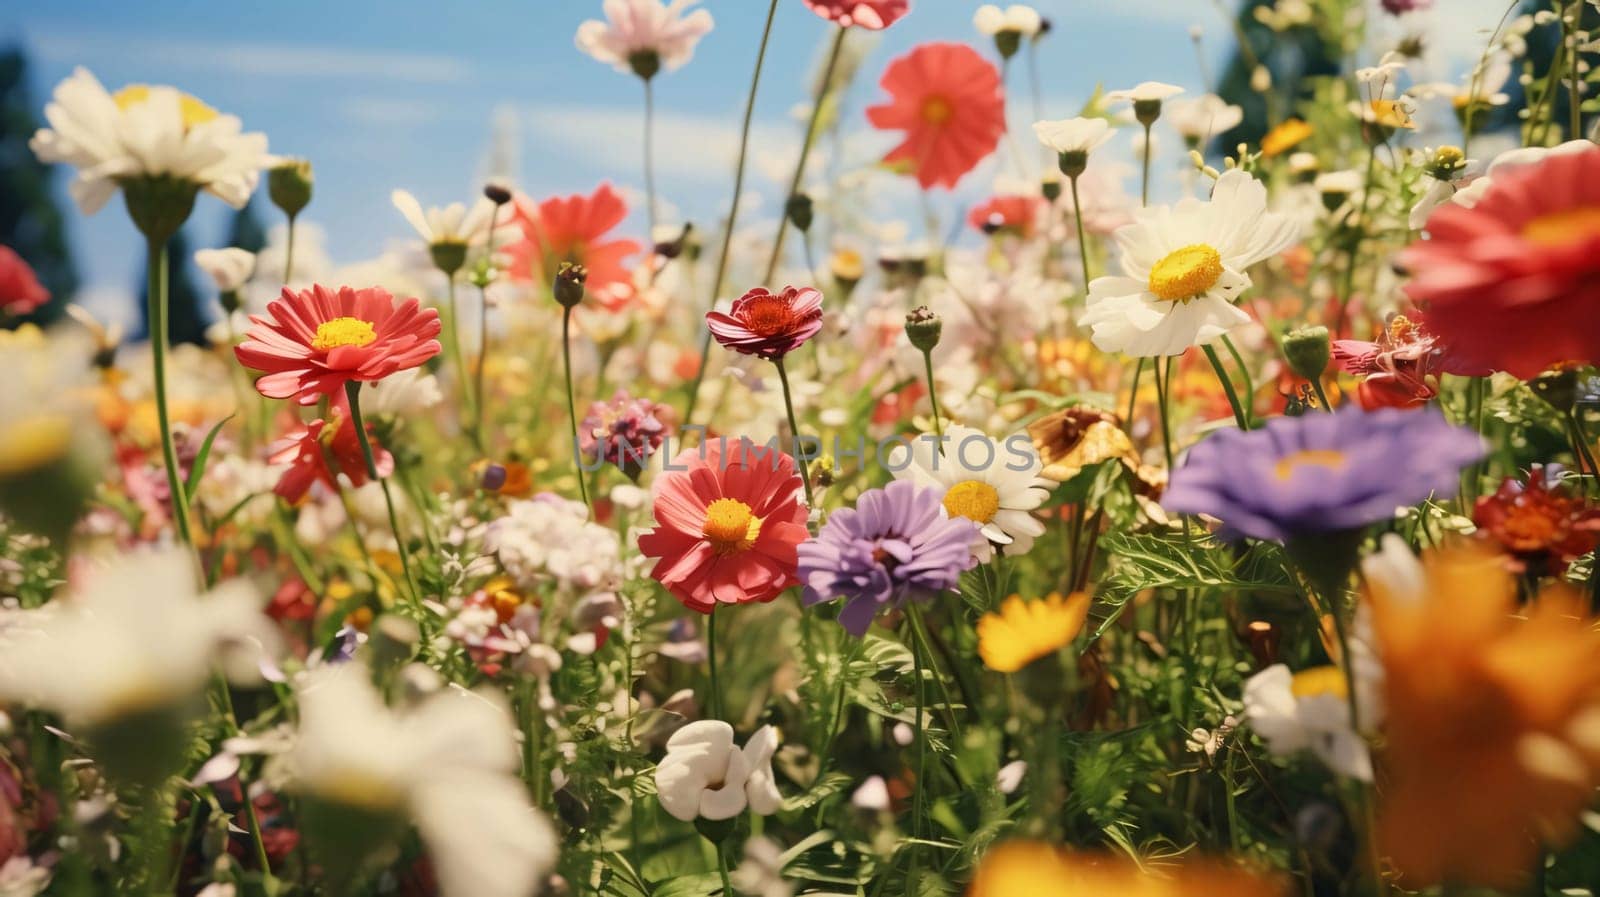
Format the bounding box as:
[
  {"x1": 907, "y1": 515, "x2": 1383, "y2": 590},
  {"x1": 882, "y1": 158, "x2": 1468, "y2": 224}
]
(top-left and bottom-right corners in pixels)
[{"x1": 7, "y1": 0, "x2": 1508, "y2": 318}]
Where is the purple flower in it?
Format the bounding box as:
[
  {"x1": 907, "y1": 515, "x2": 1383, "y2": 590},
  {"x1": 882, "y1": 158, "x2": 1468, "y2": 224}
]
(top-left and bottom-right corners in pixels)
[
  {"x1": 1163, "y1": 406, "x2": 1485, "y2": 542},
  {"x1": 798, "y1": 480, "x2": 978, "y2": 636},
  {"x1": 580, "y1": 389, "x2": 668, "y2": 475}
]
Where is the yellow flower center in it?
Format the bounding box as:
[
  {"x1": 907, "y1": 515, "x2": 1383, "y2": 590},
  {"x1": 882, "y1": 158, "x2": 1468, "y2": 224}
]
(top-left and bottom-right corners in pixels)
[
  {"x1": 311, "y1": 317, "x2": 378, "y2": 351},
  {"x1": 1521, "y1": 206, "x2": 1600, "y2": 248},
  {"x1": 921, "y1": 96, "x2": 953, "y2": 125},
  {"x1": 1273, "y1": 449, "x2": 1348, "y2": 481},
  {"x1": 1147, "y1": 244, "x2": 1224, "y2": 302},
  {"x1": 702, "y1": 497, "x2": 762, "y2": 554},
  {"x1": 943, "y1": 480, "x2": 1001, "y2": 524},
  {"x1": 1290, "y1": 666, "x2": 1349, "y2": 700},
  {"x1": 113, "y1": 84, "x2": 220, "y2": 128},
  {"x1": 1368, "y1": 99, "x2": 1414, "y2": 130}
]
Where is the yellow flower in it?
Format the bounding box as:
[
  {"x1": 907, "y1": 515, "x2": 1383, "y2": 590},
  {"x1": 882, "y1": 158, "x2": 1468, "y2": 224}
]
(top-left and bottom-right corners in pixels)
[
  {"x1": 977, "y1": 592, "x2": 1091, "y2": 673},
  {"x1": 1260, "y1": 118, "x2": 1312, "y2": 157},
  {"x1": 968, "y1": 841, "x2": 1284, "y2": 896}
]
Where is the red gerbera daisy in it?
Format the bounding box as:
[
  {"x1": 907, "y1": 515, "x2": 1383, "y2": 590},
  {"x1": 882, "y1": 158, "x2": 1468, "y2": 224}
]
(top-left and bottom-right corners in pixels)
[
  {"x1": 866, "y1": 42, "x2": 1005, "y2": 191},
  {"x1": 967, "y1": 194, "x2": 1042, "y2": 238},
  {"x1": 1401, "y1": 144, "x2": 1600, "y2": 379},
  {"x1": 504, "y1": 183, "x2": 643, "y2": 311},
  {"x1": 637, "y1": 439, "x2": 809, "y2": 613},
  {"x1": 235, "y1": 284, "x2": 441, "y2": 406},
  {"x1": 706, "y1": 285, "x2": 824, "y2": 360},
  {"x1": 267, "y1": 398, "x2": 394, "y2": 505},
  {"x1": 0, "y1": 246, "x2": 49, "y2": 316},
  {"x1": 802, "y1": 0, "x2": 910, "y2": 29}
]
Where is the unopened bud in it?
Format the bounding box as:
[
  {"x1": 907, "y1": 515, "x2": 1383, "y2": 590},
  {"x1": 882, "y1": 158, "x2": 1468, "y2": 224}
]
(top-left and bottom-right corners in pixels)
[
  {"x1": 268, "y1": 158, "x2": 314, "y2": 220},
  {"x1": 554, "y1": 262, "x2": 588, "y2": 308},
  {"x1": 483, "y1": 180, "x2": 514, "y2": 206},
  {"x1": 905, "y1": 306, "x2": 943, "y2": 353},
  {"x1": 1284, "y1": 326, "x2": 1331, "y2": 383},
  {"x1": 785, "y1": 193, "x2": 814, "y2": 233}
]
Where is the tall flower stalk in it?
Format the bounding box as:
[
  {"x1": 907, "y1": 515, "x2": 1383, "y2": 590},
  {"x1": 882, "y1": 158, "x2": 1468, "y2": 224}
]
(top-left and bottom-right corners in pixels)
[
  {"x1": 556, "y1": 262, "x2": 592, "y2": 513},
  {"x1": 143, "y1": 229, "x2": 194, "y2": 547},
  {"x1": 344, "y1": 381, "x2": 417, "y2": 602}
]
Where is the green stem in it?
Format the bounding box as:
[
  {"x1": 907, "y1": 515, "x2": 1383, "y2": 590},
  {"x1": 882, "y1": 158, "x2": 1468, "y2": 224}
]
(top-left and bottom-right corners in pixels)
[
  {"x1": 909, "y1": 605, "x2": 927, "y2": 883},
  {"x1": 906, "y1": 603, "x2": 961, "y2": 742},
  {"x1": 1153, "y1": 356, "x2": 1176, "y2": 472},
  {"x1": 1338, "y1": 143, "x2": 1379, "y2": 339},
  {"x1": 1202, "y1": 343, "x2": 1250, "y2": 429},
  {"x1": 1125, "y1": 357, "x2": 1145, "y2": 435},
  {"x1": 715, "y1": 838, "x2": 733, "y2": 897},
  {"x1": 1140, "y1": 123, "x2": 1152, "y2": 207},
  {"x1": 1311, "y1": 378, "x2": 1335, "y2": 413},
  {"x1": 444, "y1": 275, "x2": 477, "y2": 438},
  {"x1": 146, "y1": 236, "x2": 195, "y2": 548},
  {"x1": 920, "y1": 349, "x2": 944, "y2": 440},
  {"x1": 343, "y1": 382, "x2": 417, "y2": 603},
  {"x1": 707, "y1": 606, "x2": 723, "y2": 721},
  {"x1": 773, "y1": 357, "x2": 814, "y2": 507},
  {"x1": 283, "y1": 213, "x2": 297, "y2": 284},
  {"x1": 1220, "y1": 334, "x2": 1255, "y2": 415},
  {"x1": 643, "y1": 75, "x2": 659, "y2": 238},
  {"x1": 683, "y1": 0, "x2": 780, "y2": 427},
  {"x1": 561, "y1": 306, "x2": 592, "y2": 513},
  {"x1": 1069, "y1": 174, "x2": 1092, "y2": 291}
]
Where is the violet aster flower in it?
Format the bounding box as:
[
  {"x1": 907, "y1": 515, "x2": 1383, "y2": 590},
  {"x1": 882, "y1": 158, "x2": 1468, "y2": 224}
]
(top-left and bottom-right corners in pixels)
[
  {"x1": 1163, "y1": 406, "x2": 1485, "y2": 542},
  {"x1": 706, "y1": 285, "x2": 824, "y2": 360},
  {"x1": 798, "y1": 480, "x2": 978, "y2": 636},
  {"x1": 580, "y1": 389, "x2": 668, "y2": 477}
]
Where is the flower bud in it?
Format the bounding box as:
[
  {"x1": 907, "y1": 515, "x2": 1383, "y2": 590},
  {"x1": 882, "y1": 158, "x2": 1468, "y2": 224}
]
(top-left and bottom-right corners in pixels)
[
  {"x1": 1283, "y1": 325, "x2": 1331, "y2": 383},
  {"x1": 905, "y1": 306, "x2": 943, "y2": 353},
  {"x1": 1040, "y1": 174, "x2": 1063, "y2": 202},
  {"x1": 483, "y1": 180, "x2": 514, "y2": 206},
  {"x1": 655, "y1": 223, "x2": 693, "y2": 260},
  {"x1": 268, "y1": 158, "x2": 314, "y2": 220},
  {"x1": 785, "y1": 192, "x2": 814, "y2": 233},
  {"x1": 554, "y1": 262, "x2": 588, "y2": 309},
  {"x1": 993, "y1": 30, "x2": 1022, "y2": 59},
  {"x1": 1424, "y1": 145, "x2": 1467, "y2": 181}
]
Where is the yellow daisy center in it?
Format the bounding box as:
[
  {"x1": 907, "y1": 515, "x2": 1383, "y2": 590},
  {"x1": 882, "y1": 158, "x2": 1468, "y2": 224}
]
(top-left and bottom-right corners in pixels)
[
  {"x1": 1290, "y1": 666, "x2": 1349, "y2": 700},
  {"x1": 311, "y1": 317, "x2": 378, "y2": 351},
  {"x1": 921, "y1": 96, "x2": 953, "y2": 125},
  {"x1": 1521, "y1": 206, "x2": 1600, "y2": 248},
  {"x1": 702, "y1": 497, "x2": 762, "y2": 555},
  {"x1": 943, "y1": 479, "x2": 1001, "y2": 524},
  {"x1": 113, "y1": 84, "x2": 220, "y2": 128},
  {"x1": 1148, "y1": 244, "x2": 1224, "y2": 302},
  {"x1": 1273, "y1": 449, "x2": 1348, "y2": 481}
]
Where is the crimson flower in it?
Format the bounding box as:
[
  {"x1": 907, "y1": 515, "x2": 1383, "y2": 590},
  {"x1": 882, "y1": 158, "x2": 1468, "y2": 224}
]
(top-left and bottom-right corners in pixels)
[
  {"x1": 802, "y1": 0, "x2": 910, "y2": 29},
  {"x1": 1331, "y1": 315, "x2": 1465, "y2": 410},
  {"x1": 706, "y1": 285, "x2": 824, "y2": 360},
  {"x1": 1473, "y1": 465, "x2": 1600, "y2": 576},
  {"x1": 0, "y1": 246, "x2": 49, "y2": 316},
  {"x1": 235, "y1": 284, "x2": 441, "y2": 406},
  {"x1": 866, "y1": 42, "x2": 1005, "y2": 190}
]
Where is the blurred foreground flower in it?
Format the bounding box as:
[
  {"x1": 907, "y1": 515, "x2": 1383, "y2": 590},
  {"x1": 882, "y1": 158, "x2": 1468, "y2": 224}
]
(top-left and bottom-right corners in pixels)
[
  {"x1": 977, "y1": 592, "x2": 1089, "y2": 673},
  {"x1": 803, "y1": 0, "x2": 910, "y2": 30},
  {"x1": 969, "y1": 841, "x2": 1283, "y2": 896},
  {"x1": 0, "y1": 247, "x2": 49, "y2": 317},
  {"x1": 867, "y1": 43, "x2": 1004, "y2": 190}
]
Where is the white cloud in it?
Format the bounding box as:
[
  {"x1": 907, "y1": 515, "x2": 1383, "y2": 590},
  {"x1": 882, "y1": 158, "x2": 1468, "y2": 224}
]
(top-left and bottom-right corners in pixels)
[
  {"x1": 519, "y1": 103, "x2": 798, "y2": 187},
  {"x1": 29, "y1": 31, "x2": 473, "y2": 84}
]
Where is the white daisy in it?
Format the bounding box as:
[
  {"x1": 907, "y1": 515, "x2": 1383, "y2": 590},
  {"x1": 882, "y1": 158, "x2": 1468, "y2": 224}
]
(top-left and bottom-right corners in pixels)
[
  {"x1": 575, "y1": 0, "x2": 715, "y2": 77},
  {"x1": 1164, "y1": 94, "x2": 1244, "y2": 143},
  {"x1": 1032, "y1": 117, "x2": 1114, "y2": 155},
  {"x1": 193, "y1": 247, "x2": 255, "y2": 293},
  {"x1": 973, "y1": 4, "x2": 1043, "y2": 38},
  {"x1": 1104, "y1": 81, "x2": 1185, "y2": 106},
  {"x1": 390, "y1": 189, "x2": 516, "y2": 250},
  {"x1": 1079, "y1": 169, "x2": 1299, "y2": 357},
  {"x1": 283, "y1": 663, "x2": 557, "y2": 897},
  {"x1": 29, "y1": 67, "x2": 268, "y2": 215},
  {"x1": 1242, "y1": 663, "x2": 1373, "y2": 781},
  {"x1": 361, "y1": 366, "x2": 444, "y2": 417},
  {"x1": 891, "y1": 423, "x2": 1052, "y2": 562}
]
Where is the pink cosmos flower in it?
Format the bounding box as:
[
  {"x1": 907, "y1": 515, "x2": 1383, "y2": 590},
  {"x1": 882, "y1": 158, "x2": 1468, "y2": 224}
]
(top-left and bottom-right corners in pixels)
[
  {"x1": 706, "y1": 285, "x2": 824, "y2": 360},
  {"x1": 803, "y1": 0, "x2": 911, "y2": 29},
  {"x1": 637, "y1": 440, "x2": 809, "y2": 614},
  {"x1": 235, "y1": 284, "x2": 441, "y2": 406},
  {"x1": 576, "y1": 0, "x2": 714, "y2": 75}
]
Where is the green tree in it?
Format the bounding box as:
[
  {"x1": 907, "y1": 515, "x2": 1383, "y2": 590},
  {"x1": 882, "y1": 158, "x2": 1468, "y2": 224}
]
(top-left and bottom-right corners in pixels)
[
  {"x1": 227, "y1": 197, "x2": 268, "y2": 253},
  {"x1": 0, "y1": 45, "x2": 79, "y2": 325}
]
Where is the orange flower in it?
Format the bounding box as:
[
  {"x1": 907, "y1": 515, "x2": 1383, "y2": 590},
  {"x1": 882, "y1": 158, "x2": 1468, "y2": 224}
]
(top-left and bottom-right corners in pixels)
[
  {"x1": 968, "y1": 841, "x2": 1283, "y2": 897},
  {"x1": 866, "y1": 43, "x2": 1005, "y2": 190},
  {"x1": 505, "y1": 183, "x2": 643, "y2": 310},
  {"x1": 1366, "y1": 539, "x2": 1600, "y2": 889}
]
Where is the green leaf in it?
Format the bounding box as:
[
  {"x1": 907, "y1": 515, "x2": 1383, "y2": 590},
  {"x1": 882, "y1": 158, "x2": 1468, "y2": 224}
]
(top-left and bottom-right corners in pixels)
[
  {"x1": 184, "y1": 413, "x2": 236, "y2": 497},
  {"x1": 1089, "y1": 531, "x2": 1296, "y2": 641}
]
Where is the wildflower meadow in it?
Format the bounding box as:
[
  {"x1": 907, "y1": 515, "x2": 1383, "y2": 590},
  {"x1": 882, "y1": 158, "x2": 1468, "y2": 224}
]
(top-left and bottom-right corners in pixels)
[{"x1": 7, "y1": 0, "x2": 1600, "y2": 895}]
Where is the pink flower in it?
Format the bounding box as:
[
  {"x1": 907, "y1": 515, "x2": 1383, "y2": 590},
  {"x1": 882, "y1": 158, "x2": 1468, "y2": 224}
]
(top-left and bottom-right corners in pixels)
[
  {"x1": 803, "y1": 0, "x2": 910, "y2": 29},
  {"x1": 576, "y1": 0, "x2": 714, "y2": 75},
  {"x1": 637, "y1": 440, "x2": 809, "y2": 614},
  {"x1": 235, "y1": 284, "x2": 441, "y2": 406},
  {"x1": 581, "y1": 389, "x2": 670, "y2": 477},
  {"x1": 867, "y1": 43, "x2": 1005, "y2": 190},
  {"x1": 706, "y1": 285, "x2": 824, "y2": 360},
  {"x1": 0, "y1": 246, "x2": 49, "y2": 316}
]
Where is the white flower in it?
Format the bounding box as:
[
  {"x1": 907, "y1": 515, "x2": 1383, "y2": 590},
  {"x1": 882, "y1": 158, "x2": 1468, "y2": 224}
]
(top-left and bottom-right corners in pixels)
[
  {"x1": 655, "y1": 721, "x2": 782, "y2": 822},
  {"x1": 0, "y1": 856, "x2": 50, "y2": 897},
  {"x1": 29, "y1": 67, "x2": 269, "y2": 214},
  {"x1": 361, "y1": 367, "x2": 443, "y2": 418},
  {"x1": 192, "y1": 455, "x2": 281, "y2": 529},
  {"x1": 1243, "y1": 663, "x2": 1372, "y2": 781},
  {"x1": 890, "y1": 424, "x2": 1052, "y2": 562},
  {"x1": 485, "y1": 495, "x2": 624, "y2": 594},
  {"x1": 996, "y1": 760, "x2": 1027, "y2": 794},
  {"x1": 283, "y1": 664, "x2": 557, "y2": 897},
  {"x1": 193, "y1": 247, "x2": 255, "y2": 293},
  {"x1": 1104, "y1": 81, "x2": 1185, "y2": 106},
  {"x1": 851, "y1": 775, "x2": 890, "y2": 810},
  {"x1": 0, "y1": 547, "x2": 277, "y2": 727},
  {"x1": 1360, "y1": 533, "x2": 1425, "y2": 603},
  {"x1": 1079, "y1": 169, "x2": 1299, "y2": 357},
  {"x1": 576, "y1": 0, "x2": 715, "y2": 76},
  {"x1": 1314, "y1": 169, "x2": 1363, "y2": 196},
  {"x1": 1164, "y1": 94, "x2": 1244, "y2": 141},
  {"x1": 730, "y1": 836, "x2": 793, "y2": 897},
  {"x1": 974, "y1": 4, "x2": 1043, "y2": 37},
  {"x1": 1408, "y1": 151, "x2": 1481, "y2": 230},
  {"x1": 390, "y1": 189, "x2": 513, "y2": 249},
  {"x1": 1032, "y1": 117, "x2": 1114, "y2": 155},
  {"x1": 1411, "y1": 51, "x2": 1512, "y2": 109}
]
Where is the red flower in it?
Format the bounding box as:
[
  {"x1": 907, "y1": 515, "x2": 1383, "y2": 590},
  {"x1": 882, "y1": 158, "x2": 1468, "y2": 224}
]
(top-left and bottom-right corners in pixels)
[
  {"x1": 967, "y1": 194, "x2": 1042, "y2": 238},
  {"x1": 706, "y1": 285, "x2": 824, "y2": 360},
  {"x1": 637, "y1": 439, "x2": 809, "y2": 613},
  {"x1": 505, "y1": 184, "x2": 642, "y2": 311},
  {"x1": 802, "y1": 0, "x2": 910, "y2": 29},
  {"x1": 267, "y1": 399, "x2": 394, "y2": 504},
  {"x1": 1331, "y1": 315, "x2": 1456, "y2": 410},
  {"x1": 235, "y1": 284, "x2": 441, "y2": 406},
  {"x1": 0, "y1": 246, "x2": 49, "y2": 316},
  {"x1": 866, "y1": 42, "x2": 1005, "y2": 190},
  {"x1": 1401, "y1": 144, "x2": 1600, "y2": 379},
  {"x1": 1473, "y1": 466, "x2": 1600, "y2": 576}
]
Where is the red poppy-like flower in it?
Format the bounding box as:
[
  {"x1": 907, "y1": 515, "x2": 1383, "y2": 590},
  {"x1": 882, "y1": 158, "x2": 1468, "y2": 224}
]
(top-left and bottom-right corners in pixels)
[
  {"x1": 1474, "y1": 465, "x2": 1600, "y2": 576},
  {"x1": 802, "y1": 0, "x2": 910, "y2": 29},
  {"x1": 1331, "y1": 314, "x2": 1461, "y2": 410},
  {"x1": 866, "y1": 42, "x2": 1005, "y2": 190},
  {"x1": 706, "y1": 285, "x2": 824, "y2": 360},
  {"x1": 967, "y1": 194, "x2": 1042, "y2": 238},
  {"x1": 1401, "y1": 144, "x2": 1600, "y2": 379},
  {"x1": 505, "y1": 183, "x2": 643, "y2": 311},
  {"x1": 267, "y1": 401, "x2": 394, "y2": 504},
  {"x1": 235, "y1": 284, "x2": 441, "y2": 406},
  {"x1": 0, "y1": 246, "x2": 49, "y2": 316},
  {"x1": 637, "y1": 439, "x2": 809, "y2": 613}
]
